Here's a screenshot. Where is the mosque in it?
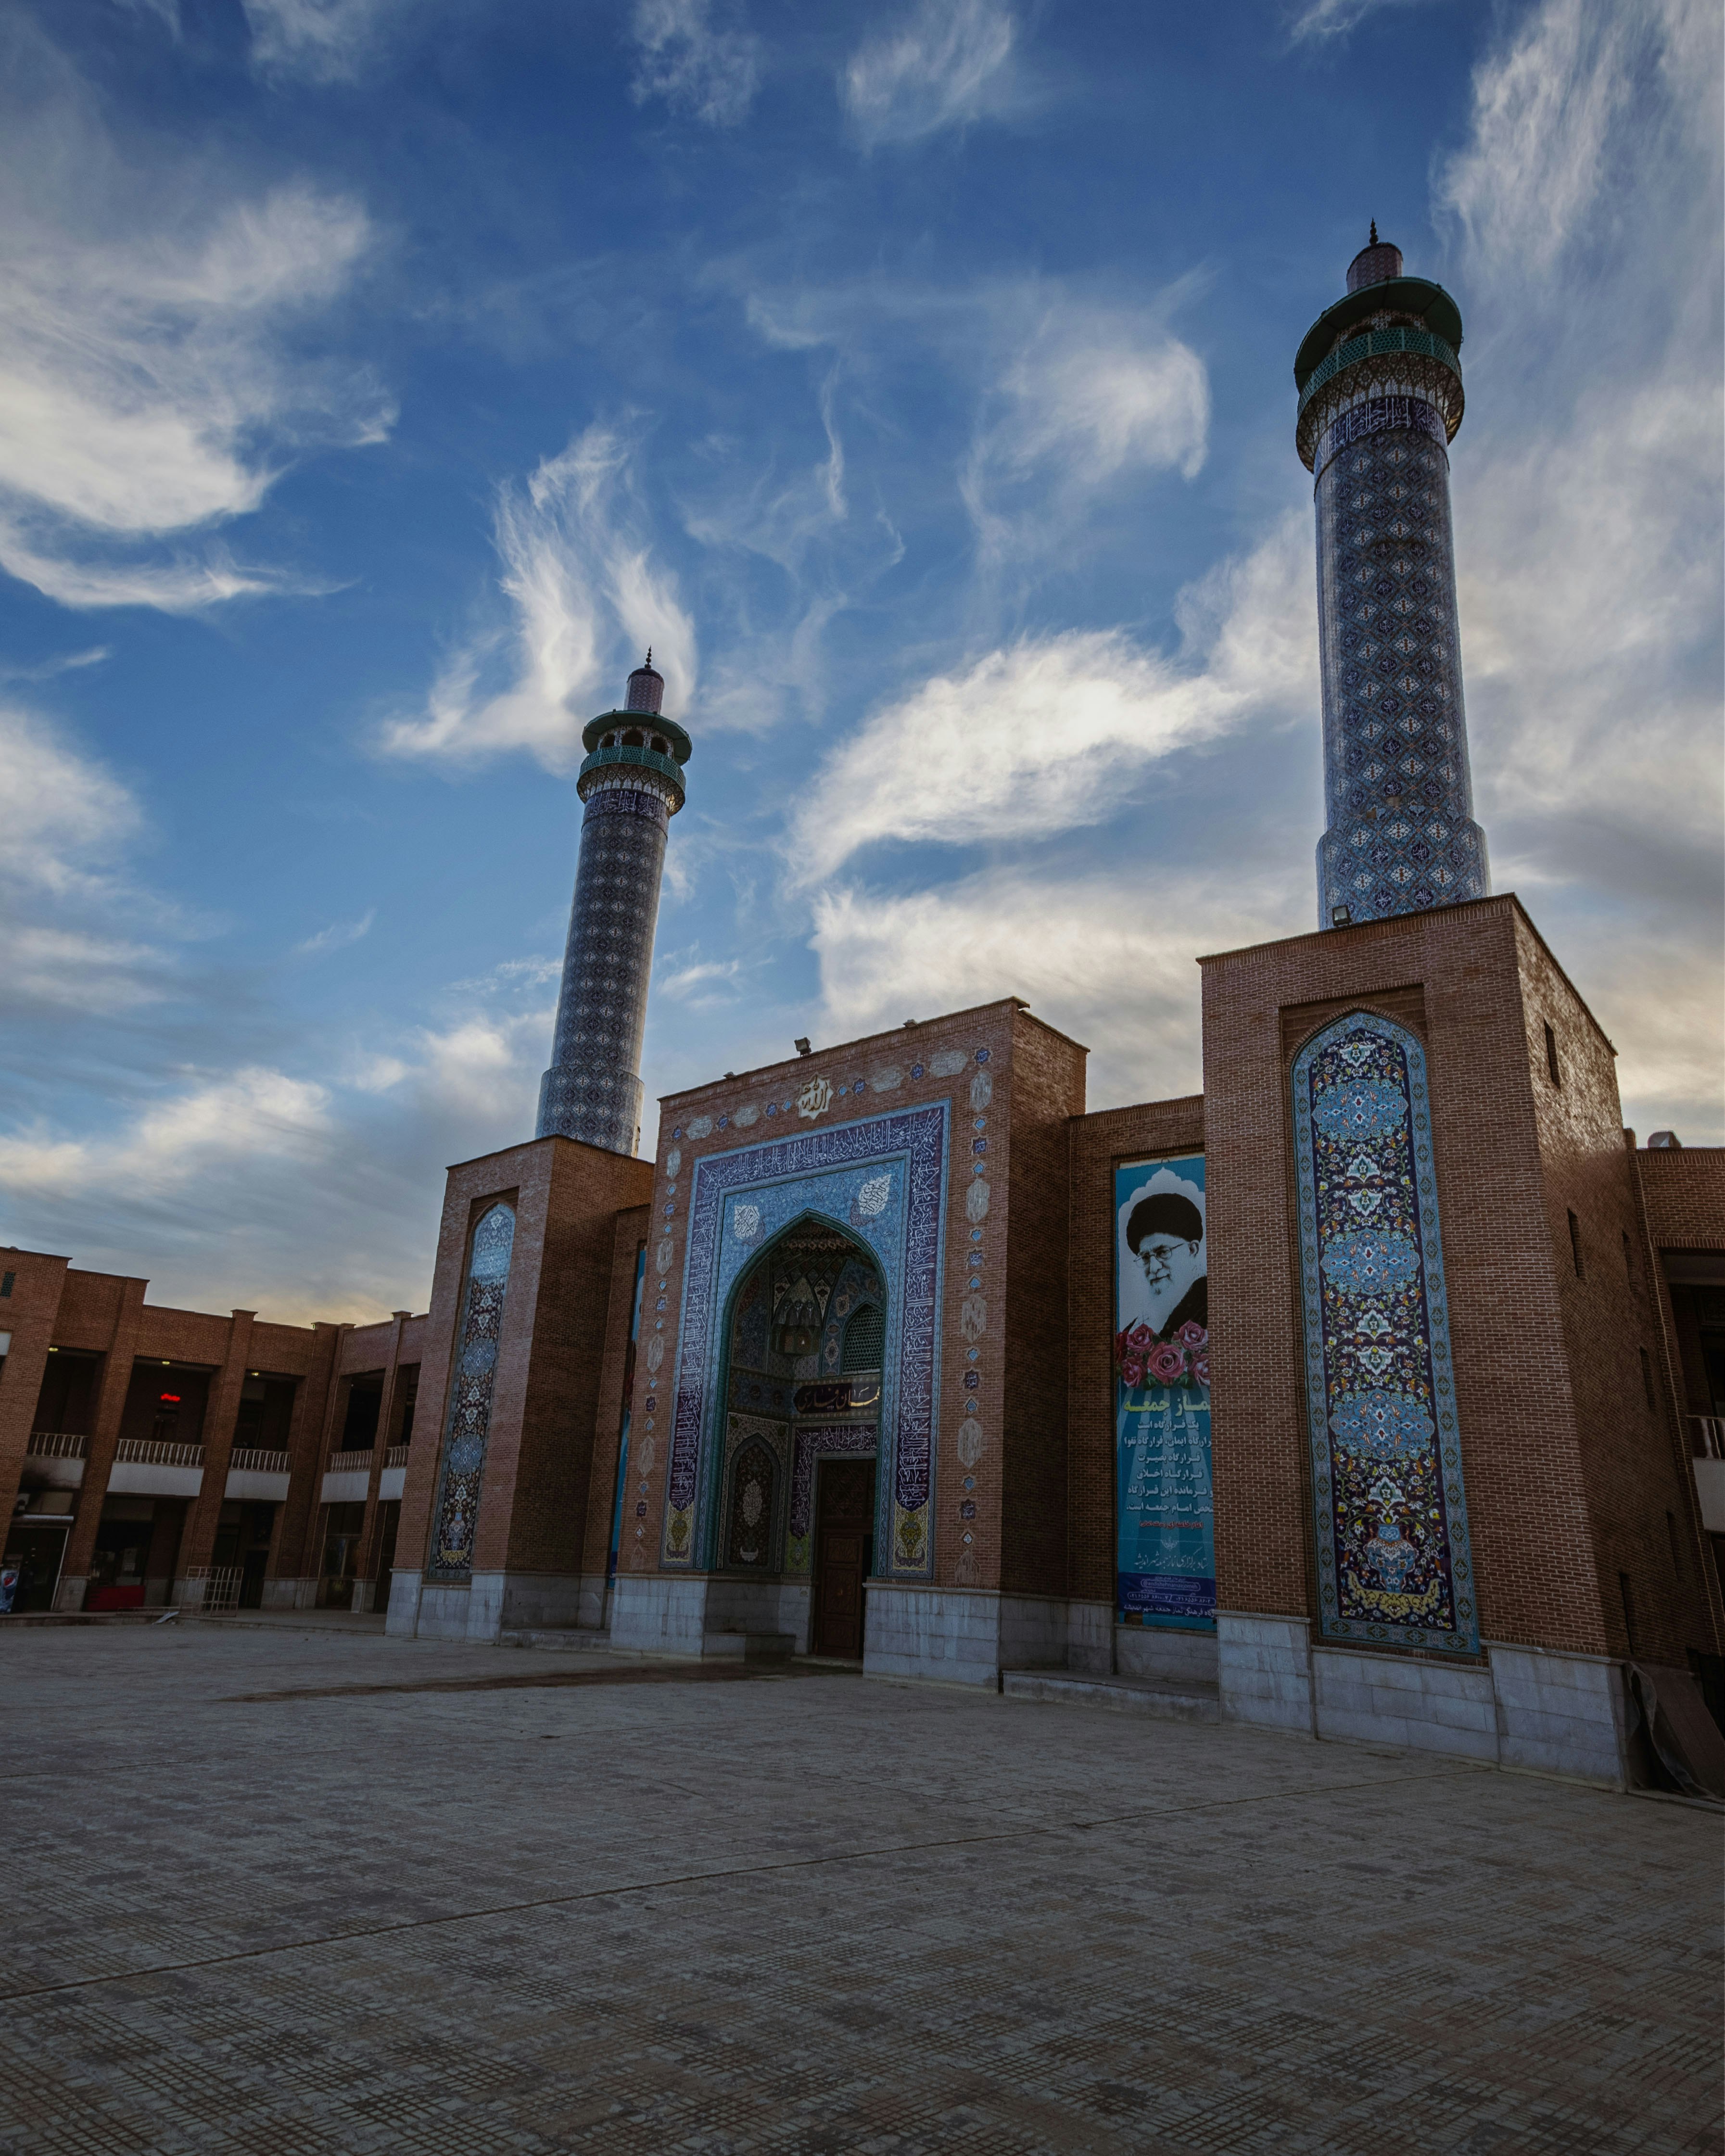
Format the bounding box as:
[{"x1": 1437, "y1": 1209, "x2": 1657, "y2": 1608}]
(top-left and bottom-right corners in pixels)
[{"x1": 4, "y1": 236, "x2": 1723, "y2": 1794}]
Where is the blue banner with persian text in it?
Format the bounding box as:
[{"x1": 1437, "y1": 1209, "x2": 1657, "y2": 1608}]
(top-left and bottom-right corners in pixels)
[{"x1": 1114, "y1": 1153, "x2": 1215, "y2": 1630}]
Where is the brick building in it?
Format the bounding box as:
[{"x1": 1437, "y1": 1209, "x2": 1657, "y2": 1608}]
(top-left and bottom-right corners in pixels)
[{"x1": 4, "y1": 232, "x2": 1722, "y2": 1791}]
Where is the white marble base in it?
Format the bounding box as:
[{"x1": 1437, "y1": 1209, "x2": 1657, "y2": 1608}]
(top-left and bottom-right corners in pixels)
[
  {"x1": 864, "y1": 1586, "x2": 1066, "y2": 1687},
  {"x1": 1487, "y1": 1642, "x2": 1629, "y2": 1786},
  {"x1": 1217, "y1": 1611, "x2": 1317, "y2": 1735},
  {"x1": 466, "y1": 1571, "x2": 586, "y2": 1640},
  {"x1": 385, "y1": 1568, "x2": 421, "y2": 1637},
  {"x1": 609, "y1": 1571, "x2": 711, "y2": 1653},
  {"x1": 1217, "y1": 1610, "x2": 1636, "y2": 1787},
  {"x1": 1066, "y1": 1599, "x2": 1113, "y2": 1674},
  {"x1": 1314, "y1": 1643, "x2": 1498, "y2": 1762},
  {"x1": 1116, "y1": 1624, "x2": 1220, "y2": 1686},
  {"x1": 262, "y1": 1576, "x2": 318, "y2": 1611},
  {"x1": 386, "y1": 1569, "x2": 593, "y2": 1641}
]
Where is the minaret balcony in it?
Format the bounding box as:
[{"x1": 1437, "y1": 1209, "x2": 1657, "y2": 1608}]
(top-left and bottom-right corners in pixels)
[
  {"x1": 1295, "y1": 327, "x2": 1463, "y2": 468},
  {"x1": 576, "y1": 741, "x2": 686, "y2": 811}
]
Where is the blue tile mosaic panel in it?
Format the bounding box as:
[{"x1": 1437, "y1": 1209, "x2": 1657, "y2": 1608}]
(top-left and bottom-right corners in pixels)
[
  {"x1": 426, "y1": 1202, "x2": 516, "y2": 1580},
  {"x1": 1291, "y1": 1013, "x2": 1479, "y2": 1653},
  {"x1": 663, "y1": 1103, "x2": 948, "y2": 1580}
]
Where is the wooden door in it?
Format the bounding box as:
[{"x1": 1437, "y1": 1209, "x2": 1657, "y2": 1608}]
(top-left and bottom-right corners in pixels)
[{"x1": 812, "y1": 1458, "x2": 875, "y2": 1659}]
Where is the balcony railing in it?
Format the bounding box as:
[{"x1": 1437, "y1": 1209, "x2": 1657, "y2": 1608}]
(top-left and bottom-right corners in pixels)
[
  {"x1": 327, "y1": 1448, "x2": 376, "y2": 1474},
  {"x1": 1692, "y1": 1415, "x2": 1725, "y2": 1460},
  {"x1": 27, "y1": 1431, "x2": 88, "y2": 1460},
  {"x1": 385, "y1": 1444, "x2": 410, "y2": 1470},
  {"x1": 229, "y1": 1448, "x2": 291, "y2": 1474},
  {"x1": 115, "y1": 1437, "x2": 205, "y2": 1469}
]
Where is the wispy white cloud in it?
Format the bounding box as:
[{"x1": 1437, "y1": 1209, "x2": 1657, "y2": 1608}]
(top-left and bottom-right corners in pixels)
[
  {"x1": 1287, "y1": 0, "x2": 1431, "y2": 42},
  {"x1": 241, "y1": 0, "x2": 408, "y2": 85},
  {"x1": 812, "y1": 863, "x2": 1292, "y2": 1110},
  {"x1": 1436, "y1": 0, "x2": 1634, "y2": 279},
  {"x1": 0, "y1": 1067, "x2": 335, "y2": 1205},
  {"x1": 0, "y1": 22, "x2": 389, "y2": 610},
  {"x1": 963, "y1": 305, "x2": 1209, "y2": 558},
  {"x1": 786, "y1": 514, "x2": 1311, "y2": 886},
  {"x1": 293, "y1": 909, "x2": 376, "y2": 957},
  {"x1": 632, "y1": 0, "x2": 761, "y2": 127},
  {"x1": 0, "y1": 701, "x2": 185, "y2": 1020},
  {"x1": 0, "y1": 647, "x2": 110, "y2": 684},
  {"x1": 1431, "y1": 0, "x2": 1723, "y2": 1134},
  {"x1": 842, "y1": 0, "x2": 1019, "y2": 147},
  {"x1": 380, "y1": 422, "x2": 696, "y2": 771}
]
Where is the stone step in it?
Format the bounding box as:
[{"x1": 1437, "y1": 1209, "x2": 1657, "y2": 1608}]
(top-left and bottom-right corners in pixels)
[
  {"x1": 498, "y1": 1626, "x2": 622, "y2": 1654},
  {"x1": 701, "y1": 1631, "x2": 796, "y2": 1662},
  {"x1": 1001, "y1": 1669, "x2": 1222, "y2": 1724}
]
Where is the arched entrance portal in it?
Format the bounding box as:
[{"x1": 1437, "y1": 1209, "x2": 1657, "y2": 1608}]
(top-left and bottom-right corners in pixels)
[{"x1": 718, "y1": 1217, "x2": 885, "y2": 1658}]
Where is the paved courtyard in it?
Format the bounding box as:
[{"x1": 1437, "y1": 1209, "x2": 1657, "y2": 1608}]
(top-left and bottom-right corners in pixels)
[{"x1": 0, "y1": 1621, "x2": 1718, "y2": 2155}]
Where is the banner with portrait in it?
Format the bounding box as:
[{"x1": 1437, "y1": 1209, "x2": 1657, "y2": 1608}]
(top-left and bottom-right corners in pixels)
[{"x1": 1114, "y1": 1154, "x2": 1215, "y2": 1629}]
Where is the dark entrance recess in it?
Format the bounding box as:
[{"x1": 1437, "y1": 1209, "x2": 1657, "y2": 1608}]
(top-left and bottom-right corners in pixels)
[{"x1": 812, "y1": 1458, "x2": 875, "y2": 1660}]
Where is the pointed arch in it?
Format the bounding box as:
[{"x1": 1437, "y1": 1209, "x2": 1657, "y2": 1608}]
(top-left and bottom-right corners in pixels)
[
  {"x1": 706, "y1": 1207, "x2": 883, "y2": 1573},
  {"x1": 1291, "y1": 1010, "x2": 1478, "y2": 1653}
]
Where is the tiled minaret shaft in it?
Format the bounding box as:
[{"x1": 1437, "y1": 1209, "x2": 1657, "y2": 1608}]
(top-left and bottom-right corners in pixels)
[
  {"x1": 535, "y1": 657, "x2": 691, "y2": 1154},
  {"x1": 1296, "y1": 232, "x2": 1489, "y2": 926}
]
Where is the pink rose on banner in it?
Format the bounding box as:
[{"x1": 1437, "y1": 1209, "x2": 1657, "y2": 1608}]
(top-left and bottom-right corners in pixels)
[
  {"x1": 1125, "y1": 1321, "x2": 1155, "y2": 1357},
  {"x1": 1147, "y1": 1342, "x2": 1187, "y2": 1385},
  {"x1": 1177, "y1": 1321, "x2": 1208, "y2": 1351},
  {"x1": 1121, "y1": 1357, "x2": 1144, "y2": 1388},
  {"x1": 1190, "y1": 1351, "x2": 1210, "y2": 1389}
]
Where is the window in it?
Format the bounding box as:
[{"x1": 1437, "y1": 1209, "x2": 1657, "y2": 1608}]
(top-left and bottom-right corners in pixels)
[
  {"x1": 0, "y1": 1270, "x2": 13, "y2": 1297},
  {"x1": 841, "y1": 1303, "x2": 884, "y2": 1374},
  {"x1": 1543, "y1": 1021, "x2": 1561, "y2": 1087},
  {"x1": 1640, "y1": 1347, "x2": 1656, "y2": 1409},
  {"x1": 1568, "y1": 1209, "x2": 1584, "y2": 1279}
]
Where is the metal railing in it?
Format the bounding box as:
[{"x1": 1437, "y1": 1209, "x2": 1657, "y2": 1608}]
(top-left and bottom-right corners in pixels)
[
  {"x1": 326, "y1": 1448, "x2": 375, "y2": 1475},
  {"x1": 385, "y1": 1444, "x2": 410, "y2": 1470},
  {"x1": 115, "y1": 1437, "x2": 205, "y2": 1469},
  {"x1": 1692, "y1": 1415, "x2": 1725, "y2": 1460},
  {"x1": 26, "y1": 1431, "x2": 88, "y2": 1460},
  {"x1": 181, "y1": 1565, "x2": 241, "y2": 1614},
  {"x1": 1297, "y1": 324, "x2": 1462, "y2": 416},
  {"x1": 229, "y1": 1448, "x2": 291, "y2": 1474}
]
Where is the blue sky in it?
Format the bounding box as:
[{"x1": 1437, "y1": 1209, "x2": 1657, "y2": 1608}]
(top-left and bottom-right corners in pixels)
[{"x1": 2, "y1": 0, "x2": 1720, "y2": 1319}]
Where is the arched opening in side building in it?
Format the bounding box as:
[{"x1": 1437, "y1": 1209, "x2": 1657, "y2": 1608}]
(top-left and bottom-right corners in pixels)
[{"x1": 716, "y1": 1216, "x2": 885, "y2": 1659}]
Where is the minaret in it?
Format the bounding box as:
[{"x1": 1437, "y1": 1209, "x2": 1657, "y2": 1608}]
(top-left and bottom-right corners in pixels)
[
  {"x1": 1296, "y1": 228, "x2": 1488, "y2": 927},
  {"x1": 535, "y1": 654, "x2": 691, "y2": 1154}
]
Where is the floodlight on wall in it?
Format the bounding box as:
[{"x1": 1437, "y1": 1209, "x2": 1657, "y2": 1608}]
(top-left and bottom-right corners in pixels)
[
  {"x1": 794, "y1": 1037, "x2": 811, "y2": 1056},
  {"x1": 1331, "y1": 905, "x2": 1352, "y2": 927}
]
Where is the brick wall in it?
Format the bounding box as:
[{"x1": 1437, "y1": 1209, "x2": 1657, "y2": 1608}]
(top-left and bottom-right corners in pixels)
[
  {"x1": 998, "y1": 1011, "x2": 1088, "y2": 1598},
  {"x1": 1204, "y1": 898, "x2": 1598, "y2": 1653},
  {"x1": 579, "y1": 1206, "x2": 651, "y2": 1584},
  {"x1": 1636, "y1": 1149, "x2": 1725, "y2": 1254},
  {"x1": 1065, "y1": 1099, "x2": 1205, "y2": 1611},
  {"x1": 394, "y1": 1136, "x2": 653, "y2": 1588},
  {"x1": 1513, "y1": 914, "x2": 1722, "y2": 1665},
  {"x1": 626, "y1": 998, "x2": 1078, "y2": 1595}
]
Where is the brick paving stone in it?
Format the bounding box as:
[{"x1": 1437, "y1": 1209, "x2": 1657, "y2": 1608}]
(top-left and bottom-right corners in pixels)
[{"x1": 0, "y1": 1623, "x2": 1719, "y2": 2156}]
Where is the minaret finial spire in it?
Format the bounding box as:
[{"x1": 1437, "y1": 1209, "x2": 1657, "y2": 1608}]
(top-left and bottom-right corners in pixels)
[{"x1": 1369, "y1": 218, "x2": 1378, "y2": 245}]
